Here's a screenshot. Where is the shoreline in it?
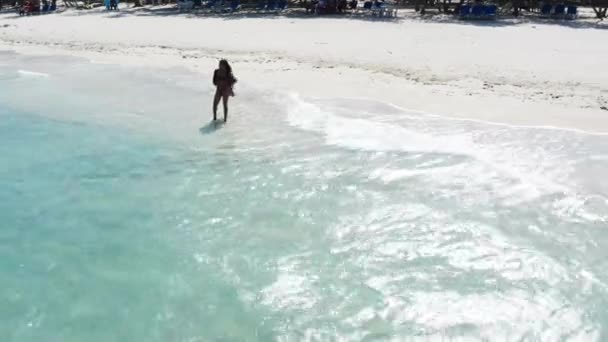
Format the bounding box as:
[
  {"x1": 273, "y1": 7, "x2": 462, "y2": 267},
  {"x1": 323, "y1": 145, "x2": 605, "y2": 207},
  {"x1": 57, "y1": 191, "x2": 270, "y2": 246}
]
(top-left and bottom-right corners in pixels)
[{"x1": 1, "y1": 8, "x2": 607, "y2": 133}]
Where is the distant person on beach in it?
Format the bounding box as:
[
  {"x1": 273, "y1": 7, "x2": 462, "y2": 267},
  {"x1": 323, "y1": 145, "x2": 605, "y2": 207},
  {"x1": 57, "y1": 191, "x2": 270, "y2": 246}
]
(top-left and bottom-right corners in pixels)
[
  {"x1": 315, "y1": 0, "x2": 326, "y2": 13},
  {"x1": 212, "y1": 59, "x2": 237, "y2": 123},
  {"x1": 19, "y1": 1, "x2": 31, "y2": 15}
]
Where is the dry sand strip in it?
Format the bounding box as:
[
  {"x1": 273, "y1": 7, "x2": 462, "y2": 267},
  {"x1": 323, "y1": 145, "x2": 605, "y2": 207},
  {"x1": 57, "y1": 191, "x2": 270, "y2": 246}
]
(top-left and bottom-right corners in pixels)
[{"x1": 1, "y1": 8, "x2": 607, "y2": 132}]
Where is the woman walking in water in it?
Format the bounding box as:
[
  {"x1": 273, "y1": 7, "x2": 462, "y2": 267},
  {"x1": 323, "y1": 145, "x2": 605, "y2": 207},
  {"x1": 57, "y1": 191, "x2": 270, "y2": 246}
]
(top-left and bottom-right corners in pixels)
[{"x1": 212, "y1": 60, "x2": 237, "y2": 122}]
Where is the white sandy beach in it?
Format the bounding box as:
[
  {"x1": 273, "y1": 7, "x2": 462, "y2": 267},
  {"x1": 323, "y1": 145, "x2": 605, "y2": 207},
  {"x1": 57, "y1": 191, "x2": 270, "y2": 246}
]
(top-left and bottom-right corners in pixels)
[{"x1": 1, "y1": 6, "x2": 607, "y2": 132}]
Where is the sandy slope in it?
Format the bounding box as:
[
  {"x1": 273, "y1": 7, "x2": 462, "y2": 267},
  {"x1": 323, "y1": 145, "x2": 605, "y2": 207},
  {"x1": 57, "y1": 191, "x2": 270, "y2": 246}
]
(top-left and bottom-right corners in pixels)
[{"x1": 1, "y1": 7, "x2": 607, "y2": 132}]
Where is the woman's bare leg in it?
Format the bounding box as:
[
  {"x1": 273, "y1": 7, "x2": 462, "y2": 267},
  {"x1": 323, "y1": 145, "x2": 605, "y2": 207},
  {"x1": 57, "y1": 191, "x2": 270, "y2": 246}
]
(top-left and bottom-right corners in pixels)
[
  {"x1": 213, "y1": 92, "x2": 221, "y2": 121},
  {"x1": 222, "y1": 95, "x2": 229, "y2": 122}
]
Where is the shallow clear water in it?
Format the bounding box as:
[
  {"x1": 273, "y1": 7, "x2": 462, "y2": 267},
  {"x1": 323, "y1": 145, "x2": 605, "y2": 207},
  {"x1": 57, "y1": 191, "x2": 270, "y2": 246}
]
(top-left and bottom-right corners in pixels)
[{"x1": 1, "y1": 51, "x2": 607, "y2": 341}]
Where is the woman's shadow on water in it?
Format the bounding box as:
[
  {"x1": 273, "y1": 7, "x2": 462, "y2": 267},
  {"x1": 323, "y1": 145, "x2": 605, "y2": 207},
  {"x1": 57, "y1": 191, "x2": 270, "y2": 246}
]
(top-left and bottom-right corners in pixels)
[{"x1": 199, "y1": 120, "x2": 226, "y2": 135}]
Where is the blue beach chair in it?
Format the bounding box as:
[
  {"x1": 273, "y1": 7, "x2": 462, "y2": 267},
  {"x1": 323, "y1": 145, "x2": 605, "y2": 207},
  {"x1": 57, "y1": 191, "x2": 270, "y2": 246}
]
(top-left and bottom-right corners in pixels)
[
  {"x1": 256, "y1": 0, "x2": 266, "y2": 10},
  {"x1": 277, "y1": 0, "x2": 287, "y2": 11},
  {"x1": 267, "y1": 0, "x2": 278, "y2": 10},
  {"x1": 205, "y1": 0, "x2": 218, "y2": 9},
  {"x1": 224, "y1": 0, "x2": 240, "y2": 12},
  {"x1": 566, "y1": 5, "x2": 577, "y2": 19},
  {"x1": 178, "y1": 0, "x2": 195, "y2": 12},
  {"x1": 353, "y1": 0, "x2": 370, "y2": 14},
  {"x1": 540, "y1": 3, "x2": 552, "y2": 17},
  {"x1": 460, "y1": 3, "x2": 496, "y2": 20},
  {"x1": 371, "y1": 1, "x2": 382, "y2": 15},
  {"x1": 485, "y1": 4, "x2": 497, "y2": 17},
  {"x1": 459, "y1": 4, "x2": 471, "y2": 18},
  {"x1": 471, "y1": 4, "x2": 484, "y2": 17},
  {"x1": 370, "y1": 1, "x2": 395, "y2": 16},
  {"x1": 552, "y1": 3, "x2": 565, "y2": 18}
]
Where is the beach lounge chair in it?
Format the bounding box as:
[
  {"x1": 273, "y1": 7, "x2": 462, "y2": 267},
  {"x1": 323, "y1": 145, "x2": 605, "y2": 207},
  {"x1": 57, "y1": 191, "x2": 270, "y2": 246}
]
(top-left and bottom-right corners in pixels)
[
  {"x1": 277, "y1": 0, "x2": 287, "y2": 11},
  {"x1": 371, "y1": 1, "x2": 381, "y2": 15},
  {"x1": 267, "y1": 0, "x2": 278, "y2": 10},
  {"x1": 223, "y1": 0, "x2": 240, "y2": 12},
  {"x1": 459, "y1": 3, "x2": 495, "y2": 20},
  {"x1": 565, "y1": 5, "x2": 577, "y2": 19},
  {"x1": 459, "y1": 4, "x2": 471, "y2": 18},
  {"x1": 540, "y1": 3, "x2": 552, "y2": 17},
  {"x1": 304, "y1": 0, "x2": 315, "y2": 13},
  {"x1": 552, "y1": 3, "x2": 565, "y2": 18},
  {"x1": 256, "y1": 0, "x2": 267, "y2": 10},
  {"x1": 177, "y1": 0, "x2": 194, "y2": 11},
  {"x1": 471, "y1": 4, "x2": 484, "y2": 18},
  {"x1": 104, "y1": 0, "x2": 119, "y2": 10},
  {"x1": 370, "y1": 3, "x2": 382, "y2": 15},
  {"x1": 361, "y1": 0, "x2": 373, "y2": 13},
  {"x1": 485, "y1": 4, "x2": 497, "y2": 18},
  {"x1": 264, "y1": 0, "x2": 285, "y2": 12},
  {"x1": 355, "y1": 0, "x2": 372, "y2": 13},
  {"x1": 205, "y1": 0, "x2": 218, "y2": 9},
  {"x1": 372, "y1": 1, "x2": 397, "y2": 16},
  {"x1": 206, "y1": 0, "x2": 225, "y2": 12},
  {"x1": 314, "y1": 0, "x2": 335, "y2": 14},
  {"x1": 371, "y1": 1, "x2": 393, "y2": 16}
]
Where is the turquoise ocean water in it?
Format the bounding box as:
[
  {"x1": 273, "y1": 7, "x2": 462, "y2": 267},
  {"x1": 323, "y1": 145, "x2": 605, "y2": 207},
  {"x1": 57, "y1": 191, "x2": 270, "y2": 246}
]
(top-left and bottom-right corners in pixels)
[{"x1": 1, "y1": 51, "x2": 607, "y2": 341}]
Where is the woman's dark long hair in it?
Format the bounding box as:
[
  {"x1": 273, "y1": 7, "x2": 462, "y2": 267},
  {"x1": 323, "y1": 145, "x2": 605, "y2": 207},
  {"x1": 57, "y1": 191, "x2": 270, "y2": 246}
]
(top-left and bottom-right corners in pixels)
[{"x1": 219, "y1": 59, "x2": 232, "y2": 75}]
